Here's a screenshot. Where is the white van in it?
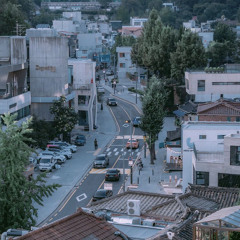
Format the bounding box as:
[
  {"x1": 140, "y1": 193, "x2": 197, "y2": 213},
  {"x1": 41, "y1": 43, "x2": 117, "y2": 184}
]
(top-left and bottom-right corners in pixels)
[{"x1": 38, "y1": 156, "x2": 57, "y2": 172}]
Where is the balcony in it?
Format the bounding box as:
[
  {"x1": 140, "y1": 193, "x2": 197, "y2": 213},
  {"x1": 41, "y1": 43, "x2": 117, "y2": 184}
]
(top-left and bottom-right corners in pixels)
[{"x1": 0, "y1": 91, "x2": 31, "y2": 114}]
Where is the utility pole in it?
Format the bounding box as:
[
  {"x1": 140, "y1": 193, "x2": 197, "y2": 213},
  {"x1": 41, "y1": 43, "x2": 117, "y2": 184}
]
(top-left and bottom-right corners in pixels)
[
  {"x1": 122, "y1": 135, "x2": 125, "y2": 192},
  {"x1": 130, "y1": 120, "x2": 133, "y2": 184}
]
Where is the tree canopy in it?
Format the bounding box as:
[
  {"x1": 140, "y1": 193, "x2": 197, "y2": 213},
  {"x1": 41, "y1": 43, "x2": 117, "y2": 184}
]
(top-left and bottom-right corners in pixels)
[{"x1": 0, "y1": 114, "x2": 60, "y2": 232}]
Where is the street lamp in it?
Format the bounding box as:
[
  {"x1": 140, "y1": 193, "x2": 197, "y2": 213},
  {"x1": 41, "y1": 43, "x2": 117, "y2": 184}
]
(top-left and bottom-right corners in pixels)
[{"x1": 125, "y1": 119, "x2": 133, "y2": 184}]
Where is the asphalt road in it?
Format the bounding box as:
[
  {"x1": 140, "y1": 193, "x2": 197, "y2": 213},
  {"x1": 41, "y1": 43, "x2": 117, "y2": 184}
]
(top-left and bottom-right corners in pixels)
[{"x1": 40, "y1": 90, "x2": 144, "y2": 224}]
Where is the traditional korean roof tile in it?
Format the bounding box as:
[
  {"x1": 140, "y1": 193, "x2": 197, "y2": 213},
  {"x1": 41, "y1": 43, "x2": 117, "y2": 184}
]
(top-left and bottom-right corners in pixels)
[
  {"x1": 178, "y1": 100, "x2": 198, "y2": 114},
  {"x1": 197, "y1": 98, "x2": 240, "y2": 116},
  {"x1": 18, "y1": 208, "x2": 124, "y2": 240},
  {"x1": 187, "y1": 184, "x2": 240, "y2": 208}
]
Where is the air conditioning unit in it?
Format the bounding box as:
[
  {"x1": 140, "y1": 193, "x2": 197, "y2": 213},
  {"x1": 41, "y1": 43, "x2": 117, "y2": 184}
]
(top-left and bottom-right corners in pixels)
[
  {"x1": 132, "y1": 217, "x2": 141, "y2": 225},
  {"x1": 127, "y1": 199, "x2": 140, "y2": 216}
]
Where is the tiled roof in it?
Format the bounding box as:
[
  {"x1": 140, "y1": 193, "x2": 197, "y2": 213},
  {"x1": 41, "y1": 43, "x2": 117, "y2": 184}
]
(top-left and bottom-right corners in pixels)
[
  {"x1": 166, "y1": 128, "x2": 181, "y2": 141},
  {"x1": 187, "y1": 184, "x2": 240, "y2": 208},
  {"x1": 90, "y1": 191, "x2": 174, "y2": 214},
  {"x1": 179, "y1": 100, "x2": 198, "y2": 114},
  {"x1": 17, "y1": 209, "x2": 124, "y2": 240},
  {"x1": 197, "y1": 99, "x2": 240, "y2": 116}
]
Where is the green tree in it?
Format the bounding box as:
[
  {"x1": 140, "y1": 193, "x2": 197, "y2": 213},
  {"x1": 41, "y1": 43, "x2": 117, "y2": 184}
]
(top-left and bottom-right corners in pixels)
[
  {"x1": 0, "y1": 114, "x2": 60, "y2": 232},
  {"x1": 50, "y1": 96, "x2": 78, "y2": 141},
  {"x1": 140, "y1": 76, "x2": 168, "y2": 164},
  {"x1": 26, "y1": 117, "x2": 57, "y2": 149},
  {"x1": 214, "y1": 22, "x2": 236, "y2": 44},
  {"x1": 170, "y1": 30, "x2": 207, "y2": 83}
]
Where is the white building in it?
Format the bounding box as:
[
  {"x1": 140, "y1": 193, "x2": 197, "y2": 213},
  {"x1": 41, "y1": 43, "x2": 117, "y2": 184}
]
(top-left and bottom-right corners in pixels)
[
  {"x1": 116, "y1": 47, "x2": 136, "y2": 79},
  {"x1": 0, "y1": 36, "x2": 31, "y2": 123},
  {"x1": 182, "y1": 121, "x2": 240, "y2": 191},
  {"x1": 130, "y1": 17, "x2": 148, "y2": 27},
  {"x1": 185, "y1": 67, "x2": 240, "y2": 102},
  {"x1": 68, "y1": 59, "x2": 97, "y2": 131}
]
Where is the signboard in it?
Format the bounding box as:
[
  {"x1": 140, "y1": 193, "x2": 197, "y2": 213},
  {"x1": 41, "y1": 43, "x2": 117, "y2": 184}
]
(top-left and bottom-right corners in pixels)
[
  {"x1": 99, "y1": 54, "x2": 111, "y2": 63},
  {"x1": 128, "y1": 160, "x2": 133, "y2": 166},
  {"x1": 104, "y1": 183, "x2": 113, "y2": 190}
]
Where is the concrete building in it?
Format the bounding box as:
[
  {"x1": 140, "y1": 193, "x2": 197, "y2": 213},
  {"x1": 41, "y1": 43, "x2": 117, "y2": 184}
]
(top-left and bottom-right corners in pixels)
[
  {"x1": 0, "y1": 36, "x2": 31, "y2": 123},
  {"x1": 77, "y1": 32, "x2": 102, "y2": 60},
  {"x1": 185, "y1": 66, "x2": 240, "y2": 103},
  {"x1": 28, "y1": 28, "x2": 74, "y2": 120},
  {"x1": 162, "y1": 2, "x2": 179, "y2": 11},
  {"x1": 181, "y1": 121, "x2": 240, "y2": 190},
  {"x1": 68, "y1": 59, "x2": 97, "y2": 131},
  {"x1": 130, "y1": 17, "x2": 148, "y2": 27},
  {"x1": 98, "y1": 22, "x2": 111, "y2": 35},
  {"x1": 116, "y1": 47, "x2": 136, "y2": 79}
]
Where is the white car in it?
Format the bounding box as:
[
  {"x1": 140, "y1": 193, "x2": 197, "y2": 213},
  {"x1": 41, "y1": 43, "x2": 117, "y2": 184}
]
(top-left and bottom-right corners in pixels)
[
  {"x1": 46, "y1": 147, "x2": 72, "y2": 159},
  {"x1": 37, "y1": 151, "x2": 66, "y2": 164},
  {"x1": 48, "y1": 141, "x2": 77, "y2": 153},
  {"x1": 38, "y1": 156, "x2": 57, "y2": 172}
]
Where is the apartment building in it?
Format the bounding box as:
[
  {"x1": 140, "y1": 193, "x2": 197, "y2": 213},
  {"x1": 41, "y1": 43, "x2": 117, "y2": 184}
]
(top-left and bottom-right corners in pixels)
[
  {"x1": 68, "y1": 59, "x2": 97, "y2": 131},
  {"x1": 27, "y1": 28, "x2": 75, "y2": 121},
  {"x1": 181, "y1": 121, "x2": 240, "y2": 190},
  {"x1": 0, "y1": 36, "x2": 31, "y2": 123},
  {"x1": 185, "y1": 65, "x2": 240, "y2": 102}
]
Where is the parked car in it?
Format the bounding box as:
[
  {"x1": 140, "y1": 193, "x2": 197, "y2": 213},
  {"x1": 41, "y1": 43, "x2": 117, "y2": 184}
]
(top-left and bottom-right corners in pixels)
[
  {"x1": 92, "y1": 189, "x2": 113, "y2": 201},
  {"x1": 133, "y1": 117, "x2": 141, "y2": 127},
  {"x1": 48, "y1": 141, "x2": 77, "y2": 153},
  {"x1": 74, "y1": 134, "x2": 86, "y2": 146},
  {"x1": 106, "y1": 70, "x2": 114, "y2": 76},
  {"x1": 38, "y1": 156, "x2": 57, "y2": 172},
  {"x1": 107, "y1": 98, "x2": 117, "y2": 106},
  {"x1": 105, "y1": 169, "x2": 120, "y2": 181},
  {"x1": 93, "y1": 154, "x2": 109, "y2": 168},
  {"x1": 126, "y1": 138, "x2": 139, "y2": 149},
  {"x1": 37, "y1": 151, "x2": 66, "y2": 165},
  {"x1": 46, "y1": 146, "x2": 72, "y2": 159}
]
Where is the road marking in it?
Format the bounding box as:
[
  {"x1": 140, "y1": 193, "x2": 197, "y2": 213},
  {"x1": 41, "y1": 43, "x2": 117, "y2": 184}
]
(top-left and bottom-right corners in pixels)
[
  {"x1": 106, "y1": 148, "x2": 111, "y2": 152},
  {"x1": 115, "y1": 152, "x2": 119, "y2": 156},
  {"x1": 121, "y1": 148, "x2": 124, "y2": 152},
  {"x1": 113, "y1": 148, "x2": 117, "y2": 152},
  {"x1": 137, "y1": 152, "x2": 141, "y2": 157},
  {"x1": 76, "y1": 193, "x2": 87, "y2": 202},
  {"x1": 89, "y1": 168, "x2": 131, "y2": 175},
  {"x1": 107, "y1": 152, "x2": 111, "y2": 156},
  {"x1": 116, "y1": 135, "x2": 144, "y2": 139},
  {"x1": 90, "y1": 168, "x2": 108, "y2": 174},
  {"x1": 59, "y1": 188, "x2": 77, "y2": 212},
  {"x1": 123, "y1": 152, "x2": 126, "y2": 156}
]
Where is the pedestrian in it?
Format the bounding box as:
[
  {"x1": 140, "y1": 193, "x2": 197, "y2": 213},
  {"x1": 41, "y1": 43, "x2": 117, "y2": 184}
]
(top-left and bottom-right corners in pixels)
[{"x1": 94, "y1": 138, "x2": 98, "y2": 150}]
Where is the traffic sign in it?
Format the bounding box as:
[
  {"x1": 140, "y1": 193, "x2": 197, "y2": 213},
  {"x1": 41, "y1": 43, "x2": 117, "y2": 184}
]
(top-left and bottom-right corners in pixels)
[{"x1": 128, "y1": 160, "x2": 133, "y2": 166}]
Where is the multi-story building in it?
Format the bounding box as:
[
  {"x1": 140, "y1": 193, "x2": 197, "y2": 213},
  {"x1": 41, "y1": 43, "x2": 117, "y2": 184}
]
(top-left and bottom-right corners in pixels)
[
  {"x1": 185, "y1": 65, "x2": 240, "y2": 102},
  {"x1": 0, "y1": 36, "x2": 31, "y2": 123},
  {"x1": 181, "y1": 121, "x2": 240, "y2": 190},
  {"x1": 27, "y1": 28, "x2": 74, "y2": 120},
  {"x1": 68, "y1": 59, "x2": 97, "y2": 131},
  {"x1": 130, "y1": 17, "x2": 148, "y2": 27}
]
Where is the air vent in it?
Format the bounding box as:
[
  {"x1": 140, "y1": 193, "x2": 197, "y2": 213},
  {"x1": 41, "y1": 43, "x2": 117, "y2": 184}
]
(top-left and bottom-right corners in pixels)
[
  {"x1": 127, "y1": 199, "x2": 140, "y2": 216},
  {"x1": 142, "y1": 219, "x2": 155, "y2": 226}
]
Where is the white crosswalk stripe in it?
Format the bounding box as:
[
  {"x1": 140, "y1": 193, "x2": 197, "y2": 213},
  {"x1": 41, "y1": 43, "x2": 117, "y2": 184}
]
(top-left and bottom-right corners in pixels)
[
  {"x1": 113, "y1": 148, "x2": 117, "y2": 152},
  {"x1": 115, "y1": 152, "x2": 119, "y2": 156},
  {"x1": 107, "y1": 152, "x2": 111, "y2": 156},
  {"x1": 106, "y1": 148, "x2": 111, "y2": 152}
]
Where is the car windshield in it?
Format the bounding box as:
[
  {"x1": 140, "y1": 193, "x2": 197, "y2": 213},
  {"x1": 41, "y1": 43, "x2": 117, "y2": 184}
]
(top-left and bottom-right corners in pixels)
[
  {"x1": 107, "y1": 170, "x2": 117, "y2": 173},
  {"x1": 40, "y1": 159, "x2": 51, "y2": 163},
  {"x1": 77, "y1": 135, "x2": 85, "y2": 140},
  {"x1": 109, "y1": 98, "x2": 115, "y2": 101},
  {"x1": 42, "y1": 152, "x2": 53, "y2": 155},
  {"x1": 128, "y1": 140, "x2": 137, "y2": 143},
  {"x1": 96, "y1": 155, "x2": 106, "y2": 160},
  {"x1": 94, "y1": 190, "x2": 106, "y2": 197}
]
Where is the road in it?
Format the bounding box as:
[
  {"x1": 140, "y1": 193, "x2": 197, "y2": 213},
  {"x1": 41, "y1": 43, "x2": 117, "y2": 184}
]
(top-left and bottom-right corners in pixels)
[{"x1": 41, "y1": 90, "x2": 144, "y2": 225}]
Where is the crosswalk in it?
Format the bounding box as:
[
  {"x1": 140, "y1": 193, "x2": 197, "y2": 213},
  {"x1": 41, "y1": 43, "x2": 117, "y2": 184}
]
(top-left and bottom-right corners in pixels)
[
  {"x1": 90, "y1": 168, "x2": 131, "y2": 175},
  {"x1": 106, "y1": 147, "x2": 141, "y2": 158}
]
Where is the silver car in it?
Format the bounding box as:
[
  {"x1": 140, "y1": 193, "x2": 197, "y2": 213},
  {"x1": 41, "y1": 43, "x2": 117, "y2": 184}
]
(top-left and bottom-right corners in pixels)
[{"x1": 37, "y1": 151, "x2": 66, "y2": 164}]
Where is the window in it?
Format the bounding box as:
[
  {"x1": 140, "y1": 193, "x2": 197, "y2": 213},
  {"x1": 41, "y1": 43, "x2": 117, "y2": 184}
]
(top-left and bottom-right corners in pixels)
[
  {"x1": 186, "y1": 79, "x2": 189, "y2": 89},
  {"x1": 212, "y1": 82, "x2": 240, "y2": 85},
  {"x1": 6, "y1": 83, "x2": 11, "y2": 94},
  {"x1": 236, "y1": 117, "x2": 240, "y2": 122},
  {"x1": 219, "y1": 173, "x2": 240, "y2": 188},
  {"x1": 217, "y1": 135, "x2": 225, "y2": 139},
  {"x1": 199, "y1": 135, "x2": 206, "y2": 139},
  {"x1": 227, "y1": 117, "x2": 231, "y2": 122},
  {"x1": 120, "y1": 63, "x2": 125, "y2": 68},
  {"x1": 230, "y1": 146, "x2": 240, "y2": 166},
  {"x1": 197, "y1": 80, "x2": 205, "y2": 91},
  {"x1": 119, "y1": 53, "x2": 125, "y2": 58},
  {"x1": 82, "y1": 50, "x2": 87, "y2": 54},
  {"x1": 196, "y1": 171, "x2": 209, "y2": 186}
]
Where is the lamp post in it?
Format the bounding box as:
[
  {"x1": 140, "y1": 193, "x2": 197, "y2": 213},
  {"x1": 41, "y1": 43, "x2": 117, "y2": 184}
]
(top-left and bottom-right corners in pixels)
[
  {"x1": 125, "y1": 119, "x2": 133, "y2": 184},
  {"x1": 122, "y1": 135, "x2": 125, "y2": 192}
]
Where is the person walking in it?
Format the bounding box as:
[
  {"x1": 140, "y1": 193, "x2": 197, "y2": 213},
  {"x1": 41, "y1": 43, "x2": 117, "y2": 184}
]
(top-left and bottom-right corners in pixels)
[{"x1": 94, "y1": 138, "x2": 98, "y2": 150}]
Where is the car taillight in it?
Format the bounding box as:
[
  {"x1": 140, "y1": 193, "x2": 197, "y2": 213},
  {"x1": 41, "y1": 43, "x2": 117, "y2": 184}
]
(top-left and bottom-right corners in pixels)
[
  {"x1": 106, "y1": 174, "x2": 109, "y2": 177},
  {"x1": 115, "y1": 174, "x2": 118, "y2": 177}
]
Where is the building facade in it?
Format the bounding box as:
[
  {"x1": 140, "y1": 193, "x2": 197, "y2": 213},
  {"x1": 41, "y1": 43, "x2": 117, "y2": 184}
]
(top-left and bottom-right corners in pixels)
[
  {"x1": 0, "y1": 36, "x2": 31, "y2": 123},
  {"x1": 68, "y1": 59, "x2": 97, "y2": 131},
  {"x1": 28, "y1": 28, "x2": 74, "y2": 120},
  {"x1": 181, "y1": 121, "x2": 240, "y2": 190},
  {"x1": 185, "y1": 67, "x2": 240, "y2": 102}
]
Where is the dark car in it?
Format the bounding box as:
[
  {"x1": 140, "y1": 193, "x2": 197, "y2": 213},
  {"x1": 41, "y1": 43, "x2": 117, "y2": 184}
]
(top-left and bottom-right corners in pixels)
[
  {"x1": 93, "y1": 154, "x2": 109, "y2": 168},
  {"x1": 105, "y1": 169, "x2": 120, "y2": 181},
  {"x1": 92, "y1": 189, "x2": 113, "y2": 201},
  {"x1": 74, "y1": 134, "x2": 86, "y2": 146},
  {"x1": 132, "y1": 117, "x2": 141, "y2": 127},
  {"x1": 106, "y1": 70, "x2": 114, "y2": 76},
  {"x1": 107, "y1": 98, "x2": 117, "y2": 106}
]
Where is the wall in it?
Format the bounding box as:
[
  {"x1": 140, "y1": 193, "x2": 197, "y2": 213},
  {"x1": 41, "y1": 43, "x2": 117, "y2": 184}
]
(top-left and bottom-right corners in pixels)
[{"x1": 53, "y1": 20, "x2": 77, "y2": 33}]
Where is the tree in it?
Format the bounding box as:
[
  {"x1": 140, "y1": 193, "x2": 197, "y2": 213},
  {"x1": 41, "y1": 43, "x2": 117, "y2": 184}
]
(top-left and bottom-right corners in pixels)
[
  {"x1": 50, "y1": 96, "x2": 78, "y2": 141},
  {"x1": 140, "y1": 76, "x2": 168, "y2": 164},
  {"x1": 0, "y1": 114, "x2": 60, "y2": 232},
  {"x1": 170, "y1": 30, "x2": 207, "y2": 83},
  {"x1": 214, "y1": 22, "x2": 236, "y2": 44}
]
